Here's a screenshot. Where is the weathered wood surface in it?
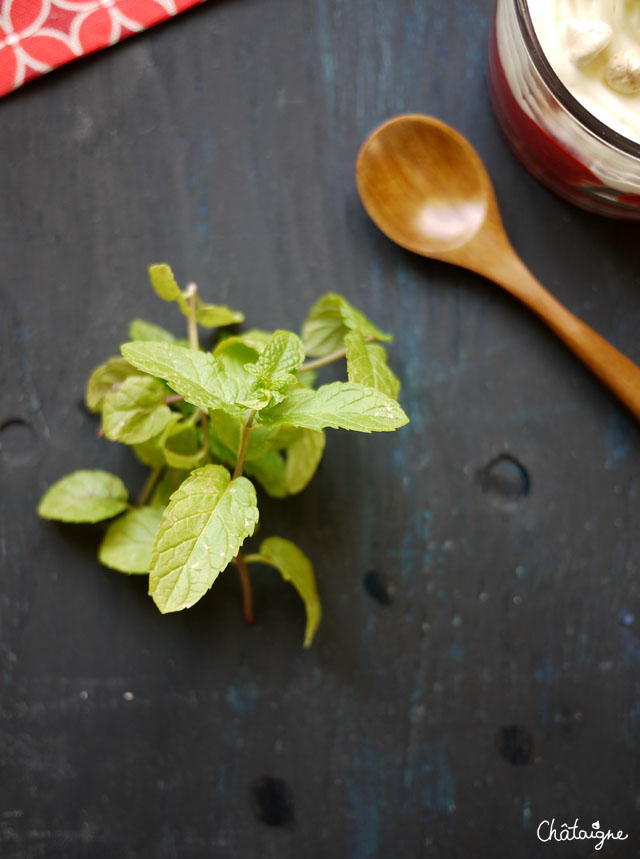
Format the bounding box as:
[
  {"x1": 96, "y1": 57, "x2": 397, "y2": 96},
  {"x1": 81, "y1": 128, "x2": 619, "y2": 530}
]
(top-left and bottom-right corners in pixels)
[{"x1": 1, "y1": 1, "x2": 639, "y2": 856}]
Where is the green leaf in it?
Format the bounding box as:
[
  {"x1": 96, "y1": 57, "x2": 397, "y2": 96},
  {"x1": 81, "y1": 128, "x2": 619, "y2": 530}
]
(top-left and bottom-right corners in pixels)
[
  {"x1": 163, "y1": 419, "x2": 206, "y2": 469},
  {"x1": 237, "y1": 390, "x2": 273, "y2": 410},
  {"x1": 147, "y1": 265, "x2": 242, "y2": 327},
  {"x1": 243, "y1": 427, "x2": 325, "y2": 496},
  {"x1": 208, "y1": 409, "x2": 243, "y2": 458},
  {"x1": 245, "y1": 424, "x2": 282, "y2": 461},
  {"x1": 195, "y1": 300, "x2": 244, "y2": 328},
  {"x1": 249, "y1": 330, "x2": 305, "y2": 378},
  {"x1": 102, "y1": 375, "x2": 173, "y2": 444},
  {"x1": 98, "y1": 507, "x2": 163, "y2": 574},
  {"x1": 245, "y1": 537, "x2": 321, "y2": 647},
  {"x1": 296, "y1": 368, "x2": 317, "y2": 389},
  {"x1": 284, "y1": 429, "x2": 325, "y2": 493},
  {"x1": 207, "y1": 413, "x2": 302, "y2": 471},
  {"x1": 208, "y1": 432, "x2": 237, "y2": 468},
  {"x1": 128, "y1": 318, "x2": 177, "y2": 343},
  {"x1": 151, "y1": 468, "x2": 190, "y2": 509},
  {"x1": 213, "y1": 341, "x2": 261, "y2": 396},
  {"x1": 242, "y1": 330, "x2": 305, "y2": 409},
  {"x1": 149, "y1": 465, "x2": 259, "y2": 613},
  {"x1": 345, "y1": 330, "x2": 401, "y2": 400},
  {"x1": 85, "y1": 357, "x2": 139, "y2": 413},
  {"x1": 244, "y1": 451, "x2": 287, "y2": 498},
  {"x1": 131, "y1": 413, "x2": 182, "y2": 467},
  {"x1": 214, "y1": 339, "x2": 259, "y2": 366},
  {"x1": 38, "y1": 470, "x2": 129, "y2": 523},
  {"x1": 266, "y1": 423, "x2": 305, "y2": 448},
  {"x1": 257, "y1": 381, "x2": 409, "y2": 432},
  {"x1": 214, "y1": 329, "x2": 273, "y2": 356},
  {"x1": 148, "y1": 263, "x2": 189, "y2": 313},
  {"x1": 133, "y1": 442, "x2": 165, "y2": 468},
  {"x1": 133, "y1": 415, "x2": 205, "y2": 470},
  {"x1": 132, "y1": 433, "x2": 169, "y2": 468},
  {"x1": 301, "y1": 292, "x2": 392, "y2": 357},
  {"x1": 121, "y1": 342, "x2": 249, "y2": 417}
]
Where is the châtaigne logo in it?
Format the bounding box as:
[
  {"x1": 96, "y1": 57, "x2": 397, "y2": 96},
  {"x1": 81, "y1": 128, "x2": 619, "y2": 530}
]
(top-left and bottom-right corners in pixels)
[{"x1": 537, "y1": 818, "x2": 628, "y2": 850}]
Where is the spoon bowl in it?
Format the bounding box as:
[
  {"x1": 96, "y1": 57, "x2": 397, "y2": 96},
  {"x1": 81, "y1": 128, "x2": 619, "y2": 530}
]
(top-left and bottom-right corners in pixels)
[
  {"x1": 356, "y1": 114, "x2": 640, "y2": 421},
  {"x1": 357, "y1": 115, "x2": 490, "y2": 254}
]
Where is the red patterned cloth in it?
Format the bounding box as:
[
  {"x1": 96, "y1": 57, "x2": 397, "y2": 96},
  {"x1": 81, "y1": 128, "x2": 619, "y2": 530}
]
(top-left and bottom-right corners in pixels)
[{"x1": 0, "y1": 0, "x2": 202, "y2": 98}]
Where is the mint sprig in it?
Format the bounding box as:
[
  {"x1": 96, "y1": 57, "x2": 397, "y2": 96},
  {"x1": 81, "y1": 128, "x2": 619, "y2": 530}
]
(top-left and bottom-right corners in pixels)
[
  {"x1": 149, "y1": 465, "x2": 259, "y2": 613},
  {"x1": 37, "y1": 264, "x2": 409, "y2": 647}
]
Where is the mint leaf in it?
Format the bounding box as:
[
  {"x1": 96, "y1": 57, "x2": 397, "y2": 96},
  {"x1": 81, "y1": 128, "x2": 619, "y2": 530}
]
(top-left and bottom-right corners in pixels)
[
  {"x1": 245, "y1": 424, "x2": 282, "y2": 461},
  {"x1": 149, "y1": 465, "x2": 259, "y2": 613},
  {"x1": 257, "y1": 381, "x2": 409, "y2": 432},
  {"x1": 129, "y1": 318, "x2": 177, "y2": 343},
  {"x1": 284, "y1": 429, "x2": 325, "y2": 493},
  {"x1": 208, "y1": 415, "x2": 297, "y2": 470},
  {"x1": 134, "y1": 416, "x2": 205, "y2": 470},
  {"x1": 250, "y1": 330, "x2": 305, "y2": 378},
  {"x1": 85, "y1": 357, "x2": 139, "y2": 413},
  {"x1": 296, "y1": 369, "x2": 317, "y2": 389},
  {"x1": 102, "y1": 375, "x2": 173, "y2": 444},
  {"x1": 208, "y1": 409, "x2": 243, "y2": 458},
  {"x1": 214, "y1": 341, "x2": 262, "y2": 398},
  {"x1": 133, "y1": 433, "x2": 170, "y2": 468},
  {"x1": 133, "y1": 440, "x2": 166, "y2": 468},
  {"x1": 207, "y1": 412, "x2": 279, "y2": 469},
  {"x1": 345, "y1": 330, "x2": 401, "y2": 399},
  {"x1": 148, "y1": 265, "x2": 243, "y2": 327},
  {"x1": 242, "y1": 427, "x2": 324, "y2": 495},
  {"x1": 244, "y1": 451, "x2": 287, "y2": 498},
  {"x1": 163, "y1": 419, "x2": 206, "y2": 469},
  {"x1": 243, "y1": 330, "x2": 305, "y2": 409},
  {"x1": 266, "y1": 423, "x2": 305, "y2": 448},
  {"x1": 214, "y1": 329, "x2": 273, "y2": 357},
  {"x1": 195, "y1": 300, "x2": 244, "y2": 328},
  {"x1": 237, "y1": 390, "x2": 273, "y2": 410},
  {"x1": 208, "y1": 425, "x2": 237, "y2": 469},
  {"x1": 215, "y1": 340, "x2": 259, "y2": 367},
  {"x1": 98, "y1": 507, "x2": 163, "y2": 573},
  {"x1": 148, "y1": 263, "x2": 189, "y2": 313},
  {"x1": 38, "y1": 470, "x2": 129, "y2": 523},
  {"x1": 121, "y1": 342, "x2": 248, "y2": 416},
  {"x1": 301, "y1": 292, "x2": 392, "y2": 357},
  {"x1": 246, "y1": 537, "x2": 321, "y2": 647},
  {"x1": 131, "y1": 413, "x2": 181, "y2": 467},
  {"x1": 151, "y1": 468, "x2": 190, "y2": 509}
]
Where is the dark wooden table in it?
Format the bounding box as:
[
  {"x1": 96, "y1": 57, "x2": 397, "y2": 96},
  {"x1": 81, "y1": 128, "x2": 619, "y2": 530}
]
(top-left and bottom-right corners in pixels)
[{"x1": 2, "y1": 1, "x2": 639, "y2": 856}]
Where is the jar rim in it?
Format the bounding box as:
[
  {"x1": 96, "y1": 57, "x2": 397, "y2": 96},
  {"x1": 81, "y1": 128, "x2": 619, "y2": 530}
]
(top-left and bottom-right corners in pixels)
[{"x1": 516, "y1": 0, "x2": 640, "y2": 157}]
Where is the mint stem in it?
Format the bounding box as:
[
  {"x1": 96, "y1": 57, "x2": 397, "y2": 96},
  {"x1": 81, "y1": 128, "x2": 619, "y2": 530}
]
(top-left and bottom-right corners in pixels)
[
  {"x1": 198, "y1": 411, "x2": 209, "y2": 461},
  {"x1": 298, "y1": 335, "x2": 376, "y2": 373},
  {"x1": 231, "y1": 411, "x2": 256, "y2": 624},
  {"x1": 137, "y1": 466, "x2": 162, "y2": 507},
  {"x1": 184, "y1": 279, "x2": 252, "y2": 622},
  {"x1": 185, "y1": 283, "x2": 199, "y2": 351},
  {"x1": 184, "y1": 283, "x2": 209, "y2": 463},
  {"x1": 232, "y1": 410, "x2": 256, "y2": 480},
  {"x1": 165, "y1": 394, "x2": 185, "y2": 405},
  {"x1": 234, "y1": 551, "x2": 255, "y2": 625}
]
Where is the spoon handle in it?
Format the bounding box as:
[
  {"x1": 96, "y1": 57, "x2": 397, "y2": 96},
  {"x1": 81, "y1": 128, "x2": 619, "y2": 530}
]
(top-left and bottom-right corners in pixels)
[{"x1": 497, "y1": 254, "x2": 640, "y2": 421}]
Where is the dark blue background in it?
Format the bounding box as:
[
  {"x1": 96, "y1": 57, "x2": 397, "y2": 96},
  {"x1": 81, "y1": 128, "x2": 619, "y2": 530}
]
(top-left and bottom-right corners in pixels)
[{"x1": 1, "y1": 0, "x2": 639, "y2": 856}]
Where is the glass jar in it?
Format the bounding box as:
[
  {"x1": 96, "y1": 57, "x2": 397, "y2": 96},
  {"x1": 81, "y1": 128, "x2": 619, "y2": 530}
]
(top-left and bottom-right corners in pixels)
[{"x1": 488, "y1": 0, "x2": 640, "y2": 219}]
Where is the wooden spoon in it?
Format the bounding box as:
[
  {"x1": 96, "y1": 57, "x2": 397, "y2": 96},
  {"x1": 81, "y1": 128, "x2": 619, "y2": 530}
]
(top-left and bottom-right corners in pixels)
[{"x1": 356, "y1": 114, "x2": 640, "y2": 420}]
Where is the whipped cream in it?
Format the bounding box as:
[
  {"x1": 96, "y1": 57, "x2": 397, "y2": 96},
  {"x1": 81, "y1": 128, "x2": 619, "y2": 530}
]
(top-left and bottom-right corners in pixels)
[{"x1": 528, "y1": 0, "x2": 640, "y2": 143}]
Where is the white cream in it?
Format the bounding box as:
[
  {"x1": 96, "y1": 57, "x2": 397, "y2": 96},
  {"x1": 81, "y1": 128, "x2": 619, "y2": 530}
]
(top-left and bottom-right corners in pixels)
[{"x1": 528, "y1": 0, "x2": 640, "y2": 143}]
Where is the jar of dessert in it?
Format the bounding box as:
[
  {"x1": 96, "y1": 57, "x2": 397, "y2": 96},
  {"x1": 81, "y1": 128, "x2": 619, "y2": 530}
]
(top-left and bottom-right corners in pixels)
[{"x1": 489, "y1": 0, "x2": 640, "y2": 219}]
